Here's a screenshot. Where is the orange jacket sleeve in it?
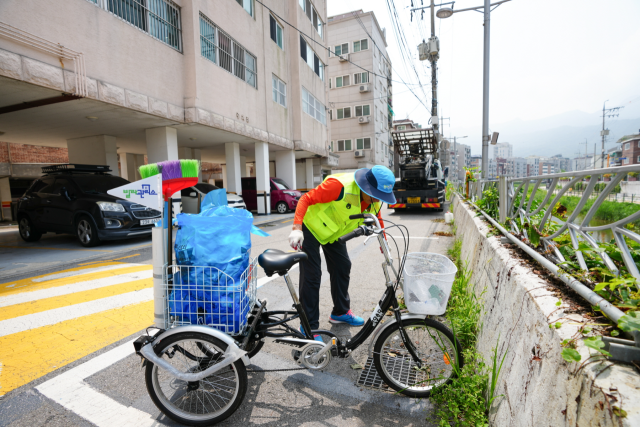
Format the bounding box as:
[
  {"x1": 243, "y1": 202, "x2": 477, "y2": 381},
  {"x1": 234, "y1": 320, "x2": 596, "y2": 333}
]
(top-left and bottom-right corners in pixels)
[{"x1": 293, "y1": 178, "x2": 344, "y2": 225}]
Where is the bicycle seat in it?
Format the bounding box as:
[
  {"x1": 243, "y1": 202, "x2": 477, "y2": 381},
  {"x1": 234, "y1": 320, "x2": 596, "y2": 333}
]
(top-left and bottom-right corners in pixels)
[{"x1": 258, "y1": 249, "x2": 308, "y2": 276}]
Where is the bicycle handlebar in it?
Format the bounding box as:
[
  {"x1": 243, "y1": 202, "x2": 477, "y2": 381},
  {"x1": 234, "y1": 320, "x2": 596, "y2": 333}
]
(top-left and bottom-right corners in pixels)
[
  {"x1": 348, "y1": 214, "x2": 365, "y2": 220},
  {"x1": 338, "y1": 226, "x2": 366, "y2": 243}
]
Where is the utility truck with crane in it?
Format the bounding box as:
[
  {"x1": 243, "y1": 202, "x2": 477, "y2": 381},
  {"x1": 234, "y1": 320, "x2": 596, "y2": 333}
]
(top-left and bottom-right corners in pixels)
[{"x1": 389, "y1": 127, "x2": 447, "y2": 211}]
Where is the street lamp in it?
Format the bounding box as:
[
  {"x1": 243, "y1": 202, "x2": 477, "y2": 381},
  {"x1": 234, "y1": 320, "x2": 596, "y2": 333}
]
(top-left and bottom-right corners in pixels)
[{"x1": 437, "y1": 0, "x2": 511, "y2": 179}]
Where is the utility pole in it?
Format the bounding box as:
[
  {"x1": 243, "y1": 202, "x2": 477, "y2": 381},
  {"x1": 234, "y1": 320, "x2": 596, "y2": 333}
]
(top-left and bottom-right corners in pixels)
[
  {"x1": 600, "y1": 101, "x2": 624, "y2": 168},
  {"x1": 594, "y1": 143, "x2": 597, "y2": 170},
  {"x1": 416, "y1": 1, "x2": 441, "y2": 158},
  {"x1": 481, "y1": 0, "x2": 491, "y2": 179}
]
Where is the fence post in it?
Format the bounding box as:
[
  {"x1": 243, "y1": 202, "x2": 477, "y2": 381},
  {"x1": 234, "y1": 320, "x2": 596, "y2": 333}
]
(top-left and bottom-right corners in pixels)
[{"x1": 499, "y1": 176, "x2": 507, "y2": 223}]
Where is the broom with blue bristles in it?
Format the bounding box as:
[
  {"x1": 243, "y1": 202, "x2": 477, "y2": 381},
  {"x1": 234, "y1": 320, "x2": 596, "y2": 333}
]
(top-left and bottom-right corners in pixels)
[{"x1": 139, "y1": 159, "x2": 200, "y2": 267}]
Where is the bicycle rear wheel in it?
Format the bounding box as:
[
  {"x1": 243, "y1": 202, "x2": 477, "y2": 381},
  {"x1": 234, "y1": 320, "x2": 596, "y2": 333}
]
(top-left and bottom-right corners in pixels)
[
  {"x1": 145, "y1": 331, "x2": 247, "y2": 426},
  {"x1": 372, "y1": 318, "x2": 462, "y2": 398}
]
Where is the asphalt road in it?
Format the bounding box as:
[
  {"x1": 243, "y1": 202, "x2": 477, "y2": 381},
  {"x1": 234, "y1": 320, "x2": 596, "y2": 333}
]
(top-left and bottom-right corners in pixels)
[{"x1": 0, "y1": 205, "x2": 454, "y2": 427}]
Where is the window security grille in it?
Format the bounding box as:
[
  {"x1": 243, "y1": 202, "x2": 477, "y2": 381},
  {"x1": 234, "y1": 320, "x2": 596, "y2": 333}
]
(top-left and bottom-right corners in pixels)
[
  {"x1": 87, "y1": 0, "x2": 182, "y2": 51},
  {"x1": 200, "y1": 13, "x2": 257, "y2": 89}
]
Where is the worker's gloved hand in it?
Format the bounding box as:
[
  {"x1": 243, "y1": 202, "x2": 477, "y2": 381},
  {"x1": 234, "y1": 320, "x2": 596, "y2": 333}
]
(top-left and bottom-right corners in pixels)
[{"x1": 288, "y1": 229, "x2": 304, "y2": 251}]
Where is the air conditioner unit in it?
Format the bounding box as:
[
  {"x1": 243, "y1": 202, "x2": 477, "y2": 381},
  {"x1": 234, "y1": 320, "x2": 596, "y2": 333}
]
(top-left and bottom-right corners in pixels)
[
  {"x1": 359, "y1": 84, "x2": 370, "y2": 93},
  {"x1": 358, "y1": 116, "x2": 370, "y2": 124},
  {"x1": 339, "y1": 53, "x2": 349, "y2": 62},
  {"x1": 354, "y1": 150, "x2": 365, "y2": 158}
]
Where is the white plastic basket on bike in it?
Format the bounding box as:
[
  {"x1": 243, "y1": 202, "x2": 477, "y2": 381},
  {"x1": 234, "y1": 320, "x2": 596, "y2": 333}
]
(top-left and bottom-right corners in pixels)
[
  {"x1": 163, "y1": 258, "x2": 258, "y2": 335},
  {"x1": 402, "y1": 253, "x2": 457, "y2": 315}
]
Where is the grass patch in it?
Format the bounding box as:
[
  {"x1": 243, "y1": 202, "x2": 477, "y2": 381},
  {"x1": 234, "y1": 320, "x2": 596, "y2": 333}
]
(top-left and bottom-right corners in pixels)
[{"x1": 430, "y1": 236, "x2": 506, "y2": 426}]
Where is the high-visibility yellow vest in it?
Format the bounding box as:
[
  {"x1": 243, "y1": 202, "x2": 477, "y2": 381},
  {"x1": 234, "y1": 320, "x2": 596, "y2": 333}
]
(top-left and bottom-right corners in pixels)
[{"x1": 303, "y1": 173, "x2": 381, "y2": 244}]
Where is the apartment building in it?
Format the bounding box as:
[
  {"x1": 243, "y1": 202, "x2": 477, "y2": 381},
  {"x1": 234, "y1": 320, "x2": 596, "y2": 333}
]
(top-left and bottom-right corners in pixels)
[
  {"x1": 0, "y1": 0, "x2": 337, "y2": 218},
  {"x1": 327, "y1": 9, "x2": 392, "y2": 172},
  {"x1": 492, "y1": 142, "x2": 513, "y2": 160},
  {"x1": 620, "y1": 134, "x2": 640, "y2": 166},
  {"x1": 506, "y1": 157, "x2": 527, "y2": 179}
]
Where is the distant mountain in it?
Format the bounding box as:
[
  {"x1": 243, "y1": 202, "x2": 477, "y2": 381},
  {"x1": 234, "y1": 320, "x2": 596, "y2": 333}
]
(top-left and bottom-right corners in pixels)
[{"x1": 453, "y1": 111, "x2": 640, "y2": 158}]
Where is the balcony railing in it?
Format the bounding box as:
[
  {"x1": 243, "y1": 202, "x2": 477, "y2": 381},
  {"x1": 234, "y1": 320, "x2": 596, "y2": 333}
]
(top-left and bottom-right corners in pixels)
[{"x1": 87, "y1": 0, "x2": 182, "y2": 52}]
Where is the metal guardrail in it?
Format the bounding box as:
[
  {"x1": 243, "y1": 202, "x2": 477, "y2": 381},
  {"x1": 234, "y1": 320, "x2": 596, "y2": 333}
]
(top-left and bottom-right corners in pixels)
[{"x1": 462, "y1": 166, "x2": 640, "y2": 357}]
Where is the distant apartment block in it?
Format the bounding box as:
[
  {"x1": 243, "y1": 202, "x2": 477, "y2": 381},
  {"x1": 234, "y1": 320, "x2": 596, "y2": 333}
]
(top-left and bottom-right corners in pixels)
[
  {"x1": 327, "y1": 9, "x2": 392, "y2": 171},
  {"x1": 492, "y1": 142, "x2": 513, "y2": 160}
]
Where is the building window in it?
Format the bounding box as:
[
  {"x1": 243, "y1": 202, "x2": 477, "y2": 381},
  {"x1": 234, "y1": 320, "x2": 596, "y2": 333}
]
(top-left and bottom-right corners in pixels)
[
  {"x1": 269, "y1": 15, "x2": 283, "y2": 49},
  {"x1": 337, "y1": 140, "x2": 352, "y2": 152},
  {"x1": 330, "y1": 140, "x2": 333, "y2": 152},
  {"x1": 638, "y1": 141, "x2": 640, "y2": 148},
  {"x1": 335, "y1": 75, "x2": 350, "y2": 88},
  {"x1": 355, "y1": 105, "x2": 370, "y2": 116},
  {"x1": 236, "y1": 0, "x2": 253, "y2": 17},
  {"x1": 337, "y1": 107, "x2": 351, "y2": 119},
  {"x1": 356, "y1": 138, "x2": 371, "y2": 150},
  {"x1": 89, "y1": 0, "x2": 182, "y2": 51},
  {"x1": 334, "y1": 43, "x2": 349, "y2": 56},
  {"x1": 624, "y1": 158, "x2": 630, "y2": 165},
  {"x1": 637, "y1": 155, "x2": 640, "y2": 162},
  {"x1": 299, "y1": 0, "x2": 323, "y2": 38},
  {"x1": 625, "y1": 143, "x2": 630, "y2": 150},
  {"x1": 302, "y1": 87, "x2": 326, "y2": 125},
  {"x1": 199, "y1": 13, "x2": 257, "y2": 88},
  {"x1": 354, "y1": 72, "x2": 369, "y2": 84},
  {"x1": 272, "y1": 75, "x2": 286, "y2": 107},
  {"x1": 353, "y1": 39, "x2": 369, "y2": 52},
  {"x1": 300, "y1": 36, "x2": 325, "y2": 80},
  {"x1": 397, "y1": 125, "x2": 406, "y2": 130}
]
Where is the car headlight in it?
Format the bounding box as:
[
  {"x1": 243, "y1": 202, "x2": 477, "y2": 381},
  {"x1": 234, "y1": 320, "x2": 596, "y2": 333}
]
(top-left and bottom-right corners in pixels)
[
  {"x1": 283, "y1": 191, "x2": 296, "y2": 196},
  {"x1": 97, "y1": 201, "x2": 125, "y2": 212}
]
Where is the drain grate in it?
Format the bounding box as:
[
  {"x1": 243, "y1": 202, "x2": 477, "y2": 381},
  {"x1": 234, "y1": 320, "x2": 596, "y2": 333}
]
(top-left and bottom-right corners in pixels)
[{"x1": 356, "y1": 357, "x2": 391, "y2": 391}]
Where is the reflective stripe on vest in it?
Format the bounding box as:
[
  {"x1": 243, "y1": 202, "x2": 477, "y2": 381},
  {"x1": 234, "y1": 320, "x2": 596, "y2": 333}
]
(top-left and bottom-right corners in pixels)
[{"x1": 303, "y1": 173, "x2": 381, "y2": 245}]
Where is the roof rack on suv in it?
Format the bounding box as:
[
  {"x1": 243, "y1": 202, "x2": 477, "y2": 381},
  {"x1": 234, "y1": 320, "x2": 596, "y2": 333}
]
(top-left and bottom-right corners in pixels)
[{"x1": 41, "y1": 164, "x2": 112, "y2": 174}]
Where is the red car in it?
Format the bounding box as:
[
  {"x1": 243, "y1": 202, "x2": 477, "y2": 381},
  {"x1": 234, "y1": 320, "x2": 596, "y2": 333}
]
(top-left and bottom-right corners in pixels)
[{"x1": 241, "y1": 177, "x2": 301, "y2": 214}]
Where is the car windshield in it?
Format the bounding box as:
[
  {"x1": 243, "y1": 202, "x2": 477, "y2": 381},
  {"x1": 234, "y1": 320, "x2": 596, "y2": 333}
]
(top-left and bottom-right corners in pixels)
[
  {"x1": 75, "y1": 175, "x2": 130, "y2": 194},
  {"x1": 195, "y1": 183, "x2": 219, "y2": 193},
  {"x1": 272, "y1": 178, "x2": 290, "y2": 190}
]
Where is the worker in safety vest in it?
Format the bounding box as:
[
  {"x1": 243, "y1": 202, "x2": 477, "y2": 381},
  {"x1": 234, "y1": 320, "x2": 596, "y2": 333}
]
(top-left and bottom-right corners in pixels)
[{"x1": 288, "y1": 166, "x2": 396, "y2": 341}]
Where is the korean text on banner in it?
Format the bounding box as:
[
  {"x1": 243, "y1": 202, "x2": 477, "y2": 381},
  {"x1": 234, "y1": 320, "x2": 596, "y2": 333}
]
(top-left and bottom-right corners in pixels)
[{"x1": 107, "y1": 174, "x2": 163, "y2": 212}]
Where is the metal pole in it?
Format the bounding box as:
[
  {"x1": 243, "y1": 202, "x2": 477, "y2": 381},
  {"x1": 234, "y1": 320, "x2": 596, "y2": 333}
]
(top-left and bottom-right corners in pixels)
[
  {"x1": 601, "y1": 102, "x2": 606, "y2": 169},
  {"x1": 594, "y1": 143, "x2": 596, "y2": 170},
  {"x1": 453, "y1": 136, "x2": 457, "y2": 181},
  {"x1": 481, "y1": 0, "x2": 491, "y2": 179},
  {"x1": 152, "y1": 227, "x2": 165, "y2": 328},
  {"x1": 430, "y1": 0, "x2": 439, "y2": 144}
]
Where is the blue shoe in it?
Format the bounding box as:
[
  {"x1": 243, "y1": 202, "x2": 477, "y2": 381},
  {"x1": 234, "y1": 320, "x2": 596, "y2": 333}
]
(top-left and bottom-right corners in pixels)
[
  {"x1": 329, "y1": 310, "x2": 364, "y2": 326},
  {"x1": 300, "y1": 326, "x2": 323, "y2": 342}
]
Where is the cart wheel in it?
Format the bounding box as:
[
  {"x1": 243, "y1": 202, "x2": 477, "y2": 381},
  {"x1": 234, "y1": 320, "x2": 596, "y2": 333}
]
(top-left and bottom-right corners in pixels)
[{"x1": 146, "y1": 332, "x2": 247, "y2": 426}]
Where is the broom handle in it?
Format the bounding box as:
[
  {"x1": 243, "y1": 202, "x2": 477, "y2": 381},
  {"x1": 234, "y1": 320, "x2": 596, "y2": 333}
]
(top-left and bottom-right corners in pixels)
[{"x1": 166, "y1": 197, "x2": 173, "y2": 270}]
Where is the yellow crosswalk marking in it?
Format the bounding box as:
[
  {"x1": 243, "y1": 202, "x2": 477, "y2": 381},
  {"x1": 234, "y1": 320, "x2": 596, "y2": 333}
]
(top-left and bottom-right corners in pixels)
[
  {"x1": 0, "y1": 300, "x2": 153, "y2": 396},
  {"x1": 0, "y1": 263, "x2": 150, "y2": 297},
  {"x1": 0, "y1": 278, "x2": 152, "y2": 321}
]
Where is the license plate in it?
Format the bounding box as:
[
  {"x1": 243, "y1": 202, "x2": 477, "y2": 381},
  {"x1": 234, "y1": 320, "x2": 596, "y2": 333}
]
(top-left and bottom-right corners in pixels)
[
  {"x1": 408, "y1": 197, "x2": 421, "y2": 204},
  {"x1": 140, "y1": 218, "x2": 158, "y2": 226}
]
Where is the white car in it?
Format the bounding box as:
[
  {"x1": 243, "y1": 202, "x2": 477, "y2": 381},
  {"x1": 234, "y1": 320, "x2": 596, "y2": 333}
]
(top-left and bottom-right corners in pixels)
[{"x1": 181, "y1": 183, "x2": 246, "y2": 213}]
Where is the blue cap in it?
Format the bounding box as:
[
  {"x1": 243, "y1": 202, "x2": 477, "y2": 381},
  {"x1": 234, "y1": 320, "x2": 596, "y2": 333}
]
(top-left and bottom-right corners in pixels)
[{"x1": 354, "y1": 165, "x2": 397, "y2": 205}]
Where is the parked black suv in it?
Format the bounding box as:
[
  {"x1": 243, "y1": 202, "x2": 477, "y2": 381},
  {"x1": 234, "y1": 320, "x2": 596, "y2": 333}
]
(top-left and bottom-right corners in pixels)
[{"x1": 17, "y1": 164, "x2": 161, "y2": 247}]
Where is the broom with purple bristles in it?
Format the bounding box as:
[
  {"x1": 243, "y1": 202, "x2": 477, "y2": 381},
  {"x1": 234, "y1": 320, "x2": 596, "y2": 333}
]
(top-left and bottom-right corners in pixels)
[{"x1": 139, "y1": 159, "x2": 200, "y2": 267}]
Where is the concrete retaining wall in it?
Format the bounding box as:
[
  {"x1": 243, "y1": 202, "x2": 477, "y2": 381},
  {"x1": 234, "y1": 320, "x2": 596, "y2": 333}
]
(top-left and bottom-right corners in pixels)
[{"x1": 452, "y1": 195, "x2": 639, "y2": 427}]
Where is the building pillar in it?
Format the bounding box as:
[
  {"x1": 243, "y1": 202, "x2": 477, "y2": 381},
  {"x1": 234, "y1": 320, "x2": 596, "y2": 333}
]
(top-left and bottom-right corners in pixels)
[
  {"x1": 145, "y1": 127, "x2": 178, "y2": 164},
  {"x1": 67, "y1": 135, "x2": 119, "y2": 176},
  {"x1": 275, "y1": 150, "x2": 296, "y2": 190},
  {"x1": 146, "y1": 126, "x2": 180, "y2": 208},
  {"x1": 255, "y1": 142, "x2": 271, "y2": 215},
  {"x1": 305, "y1": 158, "x2": 315, "y2": 191},
  {"x1": 120, "y1": 153, "x2": 142, "y2": 181},
  {"x1": 239, "y1": 156, "x2": 248, "y2": 178},
  {"x1": 221, "y1": 164, "x2": 227, "y2": 189},
  {"x1": 225, "y1": 142, "x2": 242, "y2": 195},
  {"x1": 0, "y1": 177, "x2": 12, "y2": 221}
]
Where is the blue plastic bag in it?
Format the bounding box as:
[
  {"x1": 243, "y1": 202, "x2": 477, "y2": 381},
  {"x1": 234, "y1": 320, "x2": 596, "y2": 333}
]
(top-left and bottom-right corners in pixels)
[{"x1": 201, "y1": 188, "x2": 227, "y2": 211}]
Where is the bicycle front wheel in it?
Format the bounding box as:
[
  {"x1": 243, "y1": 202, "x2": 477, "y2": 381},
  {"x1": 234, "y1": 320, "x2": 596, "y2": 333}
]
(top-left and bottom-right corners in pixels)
[
  {"x1": 372, "y1": 318, "x2": 462, "y2": 398},
  {"x1": 145, "y1": 331, "x2": 247, "y2": 426}
]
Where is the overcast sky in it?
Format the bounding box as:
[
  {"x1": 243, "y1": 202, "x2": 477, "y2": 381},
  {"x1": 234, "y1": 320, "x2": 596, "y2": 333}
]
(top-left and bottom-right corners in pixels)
[{"x1": 327, "y1": 0, "x2": 640, "y2": 155}]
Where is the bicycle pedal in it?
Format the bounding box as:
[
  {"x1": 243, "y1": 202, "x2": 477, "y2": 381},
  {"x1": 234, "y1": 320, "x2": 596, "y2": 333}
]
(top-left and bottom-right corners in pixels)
[{"x1": 291, "y1": 349, "x2": 301, "y2": 362}]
